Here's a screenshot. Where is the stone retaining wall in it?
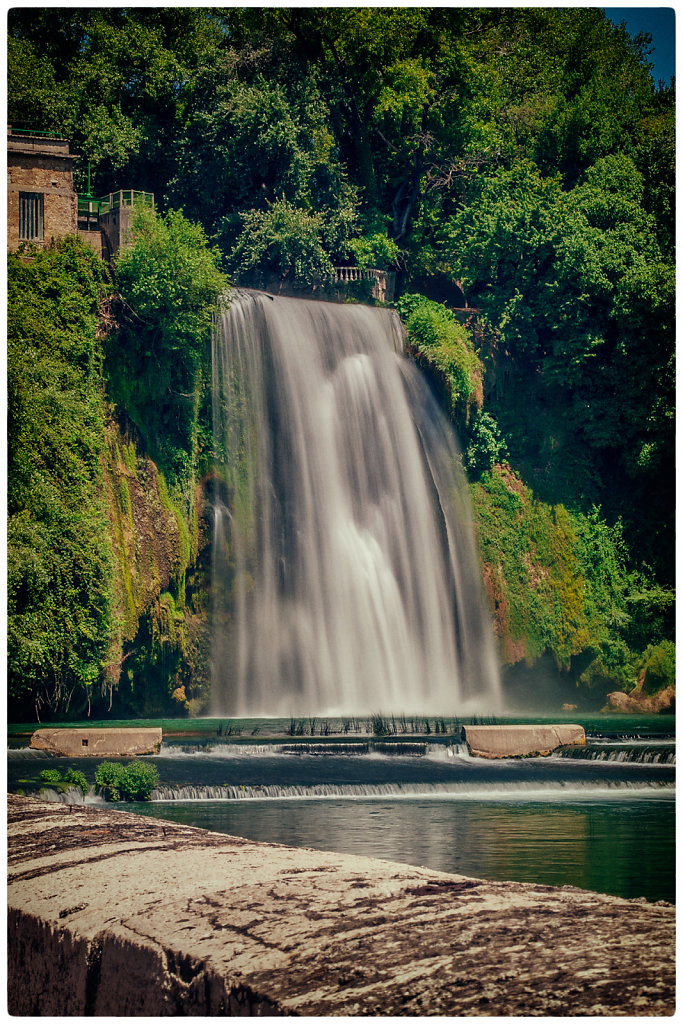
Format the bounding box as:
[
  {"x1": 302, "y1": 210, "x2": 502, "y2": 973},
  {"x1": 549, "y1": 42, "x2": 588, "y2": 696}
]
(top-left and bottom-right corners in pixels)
[
  {"x1": 29, "y1": 727, "x2": 162, "y2": 757},
  {"x1": 464, "y1": 723, "x2": 586, "y2": 758},
  {"x1": 7, "y1": 795, "x2": 674, "y2": 1016}
]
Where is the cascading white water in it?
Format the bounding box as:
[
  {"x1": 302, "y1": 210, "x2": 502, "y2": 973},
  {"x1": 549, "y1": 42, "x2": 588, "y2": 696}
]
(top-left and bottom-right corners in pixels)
[{"x1": 211, "y1": 290, "x2": 501, "y2": 716}]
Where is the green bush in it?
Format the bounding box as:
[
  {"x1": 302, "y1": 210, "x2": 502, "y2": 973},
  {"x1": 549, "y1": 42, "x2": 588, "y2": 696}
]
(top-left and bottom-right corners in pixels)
[
  {"x1": 94, "y1": 761, "x2": 123, "y2": 801},
  {"x1": 118, "y1": 760, "x2": 160, "y2": 801},
  {"x1": 39, "y1": 768, "x2": 63, "y2": 786},
  {"x1": 229, "y1": 198, "x2": 336, "y2": 285},
  {"x1": 64, "y1": 768, "x2": 89, "y2": 796},
  {"x1": 94, "y1": 760, "x2": 160, "y2": 801},
  {"x1": 396, "y1": 293, "x2": 482, "y2": 413},
  {"x1": 465, "y1": 411, "x2": 508, "y2": 476},
  {"x1": 348, "y1": 232, "x2": 399, "y2": 270},
  {"x1": 640, "y1": 640, "x2": 676, "y2": 695}
]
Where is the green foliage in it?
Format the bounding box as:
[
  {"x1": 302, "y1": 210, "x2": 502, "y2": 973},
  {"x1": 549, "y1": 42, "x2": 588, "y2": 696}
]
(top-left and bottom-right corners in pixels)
[
  {"x1": 441, "y1": 155, "x2": 674, "y2": 576},
  {"x1": 473, "y1": 466, "x2": 623, "y2": 667},
  {"x1": 640, "y1": 641, "x2": 675, "y2": 696},
  {"x1": 38, "y1": 767, "x2": 89, "y2": 796},
  {"x1": 7, "y1": 239, "x2": 115, "y2": 718},
  {"x1": 465, "y1": 412, "x2": 508, "y2": 477},
  {"x1": 229, "y1": 199, "x2": 337, "y2": 285},
  {"x1": 64, "y1": 768, "x2": 89, "y2": 796},
  {"x1": 472, "y1": 464, "x2": 673, "y2": 693},
  {"x1": 348, "y1": 232, "x2": 399, "y2": 271},
  {"x1": 8, "y1": 8, "x2": 223, "y2": 194},
  {"x1": 112, "y1": 205, "x2": 226, "y2": 493},
  {"x1": 397, "y1": 293, "x2": 482, "y2": 413},
  {"x1": 94, "y1": 760, "x2": 160, "y2": 801},
  {"x1": 93, "y1": 761, "x2": 122, "y2": 800}
]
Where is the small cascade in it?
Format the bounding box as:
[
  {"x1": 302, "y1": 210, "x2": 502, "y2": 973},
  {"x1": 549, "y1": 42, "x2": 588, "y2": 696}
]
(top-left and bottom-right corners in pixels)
[
  {"x1": 149, "y1": 779, "x2": 673, "y2": 803},
  {"x1": 280, "y1": 742, "x2": 370, "y2": 756},
  {"x1": 35, "y1": 787, "x2": 100, "y2": 805},
  {"x1": 279, "y1": 741, "x2": 428, "y2": 756},
  {"x1": 556, "y1": 744, "x2": 675, "y2": 765},
  {"x1": 7, "y1": 747, "x2": 51, "y2": 759},
  {"x1": 157, "y1": 742, "x2": 286, "y2": 758}
]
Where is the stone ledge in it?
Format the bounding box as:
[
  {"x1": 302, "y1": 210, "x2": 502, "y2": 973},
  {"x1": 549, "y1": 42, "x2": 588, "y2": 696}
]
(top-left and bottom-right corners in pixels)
[
  {"x1": 7, "y1": 795, "x2": 674, "y2": 1016},
  {"x1": 29, "y1": 727, "x2": 162, "y2": 757},
  {"x1": 464, "y1": 723, "x2": 586, "y2": 758}
]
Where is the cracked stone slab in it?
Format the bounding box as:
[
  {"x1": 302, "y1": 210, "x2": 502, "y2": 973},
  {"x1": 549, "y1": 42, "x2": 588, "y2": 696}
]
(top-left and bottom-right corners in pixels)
[{"x1": 7, "y1": 795, "x2": 675, "y2": 1016}]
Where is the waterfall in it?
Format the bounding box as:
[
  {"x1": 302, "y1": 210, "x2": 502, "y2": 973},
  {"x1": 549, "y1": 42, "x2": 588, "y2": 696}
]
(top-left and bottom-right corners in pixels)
[{"x1": 211, "y1": 290, "x2": 501, "y2": 716}]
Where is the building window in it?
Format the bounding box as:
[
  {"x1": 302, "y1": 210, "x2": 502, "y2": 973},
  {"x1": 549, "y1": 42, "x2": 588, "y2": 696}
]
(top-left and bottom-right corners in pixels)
[{"x1": 19, "y1": 192, "x2": 44, "y2": 241}]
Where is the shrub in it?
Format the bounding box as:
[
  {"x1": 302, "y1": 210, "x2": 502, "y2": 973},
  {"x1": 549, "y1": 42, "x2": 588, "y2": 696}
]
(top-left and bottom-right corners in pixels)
[
  {"x1": 118, "y1": 760, "x2": 160, "y2": 801},
  {"x1": 640, "y1": 640, "x2": 676, "y2": 695},
  {"x1": 94, "y1": 760, "x2": 160, "y2": 801},
  {"x1": 229, "y1": 198, "x2": 335, "y2": 285},
  {"x1": 465, "y1": 411, "x2": 508, "y2": 476},
  {"x1": 348, "y1": 232, "x2": 399, "y2": 270},
  {"x1": 396, "y1": 292, "x2": 482, "y2": 412},
  {"x1": 94, "y1": 761, "x2": 124, "y2": 801},
  {"x1": 39, "y1": 768, "x2": 62, "y2": 786},
  {"x1": 64, "y1": 767, "x2": 89, "y2": 796}
]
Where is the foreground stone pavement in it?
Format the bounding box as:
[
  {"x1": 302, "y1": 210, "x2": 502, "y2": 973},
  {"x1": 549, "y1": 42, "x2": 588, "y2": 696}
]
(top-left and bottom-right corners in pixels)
[{"x1": 7, "y1": 795, "x2": 675, "y2": 1016}]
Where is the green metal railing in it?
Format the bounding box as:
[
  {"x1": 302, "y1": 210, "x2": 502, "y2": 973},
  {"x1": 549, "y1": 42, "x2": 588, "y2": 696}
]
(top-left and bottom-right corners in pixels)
[
  {"x1": 77, "y1": 190, "x2": 154, "y2": 230},
  {"x1": 9, "y1": 127, "x2": 65, "y2": 139}
]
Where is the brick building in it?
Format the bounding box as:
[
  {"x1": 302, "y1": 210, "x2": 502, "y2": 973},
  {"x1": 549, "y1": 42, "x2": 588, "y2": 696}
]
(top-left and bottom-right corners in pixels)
[
  {"x1": 7, "y1": 126, "x2": 154, "y2": 256},
  {"x1": 7, "y1": 128, "x2": 78, "y2": 250}
]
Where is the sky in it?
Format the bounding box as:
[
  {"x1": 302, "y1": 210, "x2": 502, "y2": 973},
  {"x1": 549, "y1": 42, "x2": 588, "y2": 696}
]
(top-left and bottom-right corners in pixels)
[{"x1": 603, "y1": 6, "x2": 676, "y2": 84}]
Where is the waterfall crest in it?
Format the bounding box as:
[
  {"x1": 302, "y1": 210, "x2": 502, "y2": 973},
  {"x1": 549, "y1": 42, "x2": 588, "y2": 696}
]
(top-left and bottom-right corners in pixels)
[{"x1": 211, "y1": 290, "x2": 501, "y2": 716}]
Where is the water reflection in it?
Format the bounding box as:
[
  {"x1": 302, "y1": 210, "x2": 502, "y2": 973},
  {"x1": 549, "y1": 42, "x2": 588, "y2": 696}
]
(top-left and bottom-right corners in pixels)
[{"x1": 125, "y1": 797, "x2": 674, "y2": 904}]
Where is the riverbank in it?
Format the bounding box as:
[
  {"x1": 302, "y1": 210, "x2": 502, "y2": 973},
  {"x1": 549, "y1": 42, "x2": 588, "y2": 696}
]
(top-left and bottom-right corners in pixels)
[{"x1": 8, "y1": 794, "x2": 674, "y2": 1016}]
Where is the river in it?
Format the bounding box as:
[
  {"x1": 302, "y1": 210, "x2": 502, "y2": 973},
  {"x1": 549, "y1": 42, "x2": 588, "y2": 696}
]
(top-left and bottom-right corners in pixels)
[{"x1": 9, "y1": 726, "x2": 674, "y2": 904}]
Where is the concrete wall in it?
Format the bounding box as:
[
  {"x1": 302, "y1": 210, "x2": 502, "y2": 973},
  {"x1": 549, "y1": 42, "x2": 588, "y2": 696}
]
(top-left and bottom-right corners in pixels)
[
  {"x1": 77, "y1": 227, "x2": 103, "y2": 256},
  {"x1": 464, "y1": 723, "x2": 586, "y2": 758},
  {"x1": 7, "y1": 795, "x2": 675, "y2": 1016},
  {"x1": 30, "y1": 727, "x2": 162, "y2": 757}
]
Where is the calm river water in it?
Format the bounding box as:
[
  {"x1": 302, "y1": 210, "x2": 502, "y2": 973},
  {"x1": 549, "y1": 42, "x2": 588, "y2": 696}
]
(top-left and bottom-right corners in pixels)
[{"x1": 125, "y1": 791, "x2": 673, "y2": 903}]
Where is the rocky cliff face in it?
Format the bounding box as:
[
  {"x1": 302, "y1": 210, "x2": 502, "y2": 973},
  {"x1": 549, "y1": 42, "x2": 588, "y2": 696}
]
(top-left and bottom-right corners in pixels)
[
  {"x1": 605, "y1": 686, "x2": 675, "y2": 715},
  {"x1": 100, "y1": 420, "x2": 212, "y2": 717}
]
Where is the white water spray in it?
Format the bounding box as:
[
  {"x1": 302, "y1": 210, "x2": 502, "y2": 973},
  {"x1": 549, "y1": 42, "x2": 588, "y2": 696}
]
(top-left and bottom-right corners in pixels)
[{"x1": 211, "y1": 291, "x2": 501, "y2": 716}]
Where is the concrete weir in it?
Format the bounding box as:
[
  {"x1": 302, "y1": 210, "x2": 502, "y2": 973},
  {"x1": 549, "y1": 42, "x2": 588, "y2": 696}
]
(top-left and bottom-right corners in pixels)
[
  {"x1": 7, "y1": 795, "x2": 674, "y2": 1016},
  {"x1": 464, "y1": 723, "x2": 586, "y2": 758},
  {"x1": 29, "y1": 726, "x2": 162, "y2": 757}
]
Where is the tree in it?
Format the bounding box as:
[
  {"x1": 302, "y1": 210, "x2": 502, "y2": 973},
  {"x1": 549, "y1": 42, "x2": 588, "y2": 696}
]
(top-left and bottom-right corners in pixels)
[
  {"x1": 440, "y1": 153, "x2": 673, "y2": 575},
  {"x1": 112, "y1": 205, "x2": 227, "y2": 491}
]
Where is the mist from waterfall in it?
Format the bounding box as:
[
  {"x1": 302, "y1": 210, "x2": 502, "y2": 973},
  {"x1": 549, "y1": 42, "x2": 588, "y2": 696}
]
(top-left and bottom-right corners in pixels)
[{"x1": 211, "y1": 290, "x2": 501, "y2": 716}]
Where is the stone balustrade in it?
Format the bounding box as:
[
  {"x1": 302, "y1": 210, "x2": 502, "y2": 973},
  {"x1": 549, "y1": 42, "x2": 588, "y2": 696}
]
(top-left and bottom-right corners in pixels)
[{"x1": 332, "y1": 267, "x2": 396, "y2": 303}]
